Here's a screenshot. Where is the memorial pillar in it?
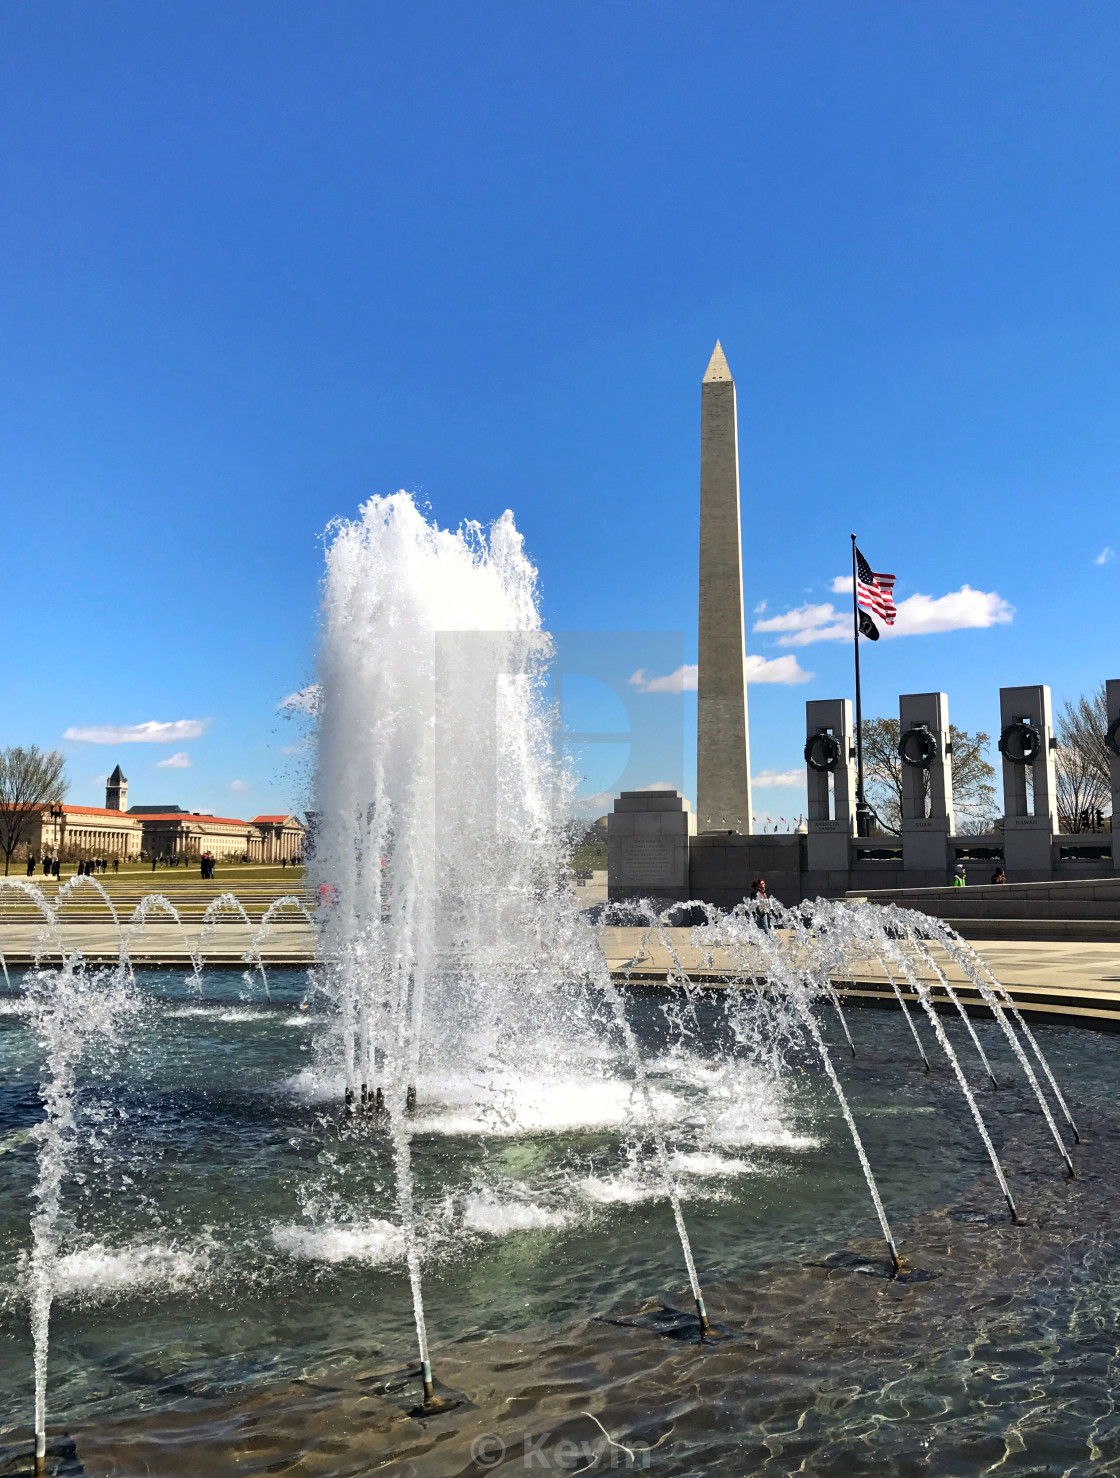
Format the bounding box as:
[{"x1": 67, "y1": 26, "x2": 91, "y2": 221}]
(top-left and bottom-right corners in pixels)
[
  {"x1": 999, "y1": 684, "x2": 1058, "y2": 878},
  {"x1": 804, "y1": 698, "x2": 856, "y2": 879},
  {"x1": 899, "y1": 691, "x2": 955, "y2": 877},
  {"x1": 607, "y1": 789, "x2": 696, "y2": 902}
]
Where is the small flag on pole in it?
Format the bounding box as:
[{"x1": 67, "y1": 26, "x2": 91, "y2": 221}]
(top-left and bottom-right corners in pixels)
[
  {"x1": 855, "y1": 547, "x2": 897, "y2": 626},
  {"x1": 858, "y1": 609, "x2": 880, "y2": 641}
]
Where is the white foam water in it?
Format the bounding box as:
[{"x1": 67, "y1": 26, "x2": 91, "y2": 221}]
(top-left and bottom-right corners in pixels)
[
  {"x1": 579, "y1": 1172, "x2": 664, "y2": 1206},
  {"x1": 272, "y1": 1220, "x2": 406, "y2": 1266},
  {"x1": 52, "y1": 1241, "x2": 208, "y2": 1299},
  {"x1": 461, "y1": 1192, "x2": 573, "y2": 1236},
  {"x1": 669, "y1": 1151, "x2": 754, "y2": 1177}
]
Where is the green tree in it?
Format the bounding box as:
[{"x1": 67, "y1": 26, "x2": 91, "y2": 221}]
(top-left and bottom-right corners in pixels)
[
  {"x1": 860, "y1": 718, "x2": 997, "y2": 835},
  {"x1": 0, "y1": 746, "x2": 69, "y2": 874}
]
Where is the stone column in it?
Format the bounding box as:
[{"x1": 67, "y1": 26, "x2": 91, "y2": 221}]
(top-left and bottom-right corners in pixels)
[
  {"x1": 607, "y1": 789, "x2": 696, "y2": 903},
  {"x1": 999, "y1": 684, "x2": 1058, "y2": 877},
  {"x1": 696, "y1": 342, "x2": 752, "y2": 834},
  {"x1": 899, "y1": 691, "x2": 955, "y2": 875},
  {"x1": 804, "y1": 698, "x2": 856, "y2": 877}
]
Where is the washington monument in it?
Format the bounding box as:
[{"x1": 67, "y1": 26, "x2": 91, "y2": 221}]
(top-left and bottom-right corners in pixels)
[{"x1": 696, "y1": 341, "x2": 752, "y2": 833}]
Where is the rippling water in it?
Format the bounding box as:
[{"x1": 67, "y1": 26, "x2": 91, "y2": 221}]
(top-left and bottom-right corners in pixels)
[{"x1": 0, "y1": 969, "x2": 1117, "y2": 1476}]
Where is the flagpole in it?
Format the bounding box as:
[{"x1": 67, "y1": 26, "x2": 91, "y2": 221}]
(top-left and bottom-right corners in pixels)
[{"x1": 851, "y1": 533, "x2": 867, "y2": 837}]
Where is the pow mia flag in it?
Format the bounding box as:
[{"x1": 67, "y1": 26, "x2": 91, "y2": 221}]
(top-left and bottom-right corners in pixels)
[{"x1": 858, "y1": 609, "x2": 880, "y2": 641}]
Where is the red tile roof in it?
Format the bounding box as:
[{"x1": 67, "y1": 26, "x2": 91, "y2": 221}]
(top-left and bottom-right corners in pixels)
[
  {"x1": 137, "y1": 813, "x2": 252, "y2": 827},
  {"x1": 252, "y1": 814, "x2": 301, "y2": 824},
  {"x1": 59, "y1": 805, "x2": 140, "y2": 819}
]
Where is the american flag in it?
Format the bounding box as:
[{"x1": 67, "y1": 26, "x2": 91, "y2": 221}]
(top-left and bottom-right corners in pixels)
[{"x1": 855, "y1": 547, "x2": 897, "y2": 626}]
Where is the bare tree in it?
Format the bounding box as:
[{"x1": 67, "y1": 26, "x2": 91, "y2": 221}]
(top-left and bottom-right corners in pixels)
[
  {"x1": 0, "y1": 746, "x2": 68, "y2": 874},
  {"x1": 1055, "y1": 736, "x2": 1110, "y2": 832},
  {"x1": 1056, "y1": 685, "x2": 1111, "y2": 827},
  {"x1": 860, "y1": 718, "x2": 998, "y2": 835}
]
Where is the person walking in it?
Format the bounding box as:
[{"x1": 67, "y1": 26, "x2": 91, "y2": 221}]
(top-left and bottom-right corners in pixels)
[
  {"x1": 26, "y1": 855, "x2": 35, "y2": 877},
  {"x1": 953, "y1": 864, "x2": 967, "y2": 887},
  {"x1": 749, "y1": 878, "x2": 772, "y2": 935},
  {"x1": 112, "y1": 857, "x2": 119, "y2": 874},
  {"x1": 990, "y1": 867, "x2": 1007, "y2": 884}
]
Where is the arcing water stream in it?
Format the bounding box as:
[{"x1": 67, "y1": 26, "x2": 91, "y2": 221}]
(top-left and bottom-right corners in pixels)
[{"x1": 0, "y1": 494, "x2": 1102, "y2": 1473}]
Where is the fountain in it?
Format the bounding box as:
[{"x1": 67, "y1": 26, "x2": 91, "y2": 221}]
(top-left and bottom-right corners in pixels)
[
  {"x1": 23, "y1": 957, "x2": 135, "y2": 1474},
  {"x1": 0, "y1": 494, "x2": 1102, "y2": 1474}
]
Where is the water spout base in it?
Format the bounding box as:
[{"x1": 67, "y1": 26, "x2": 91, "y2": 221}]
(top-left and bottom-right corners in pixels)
[
  {"x1": 695, "y1": 1296, "x2": 716, "y2": 1339},
  {"x1": 418, "y1": 1359, "x2": 453, "y2": 1412}
]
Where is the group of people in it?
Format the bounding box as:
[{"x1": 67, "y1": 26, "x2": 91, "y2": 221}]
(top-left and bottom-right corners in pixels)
[
  {"x1": 952, "y1": 864, "x2": 1008, "y2": 886},
  {"x1": 25, "y1": 855, "x2": 119, "y2": 878}
]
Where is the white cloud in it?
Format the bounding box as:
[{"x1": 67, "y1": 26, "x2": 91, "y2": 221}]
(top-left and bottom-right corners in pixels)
[
  {"x1": 156, "y1": 752, "x2": 191, "y2": 769},
  {"x1": 279, "y1": 685, "x2": 321, "y2": 715},
  {"x1": 753, "y1": 602, "x2": 848, "y2": 645},
  {"x1": 744, "y1": 654, "x2": 814, "y2": 684},
  {"x1": 629, "y1": 664, "x2": 697, "y2": 693},
  {"x1": 893, "y1": 586, "x2": 1015, "y2": 637},
  {"x1": 1095, "y1": 546, "x2": 1115, "y2": 566},
  {"x1": 229, "y1": 779, "x2": 250, "y2": 793},
  {"x1": 754, "y1": 584, "x2": 1014, "y2": 646},
  {"x1": 753, "y1": 599, "x2": 768, "y2": 614},
  {"x1": 64, "y1": 719, "x2": 210, "y2": 744},
  {"x1": 629, "y1": 655, "x2": 812, "y2": 692},
  {"x1": 752, "y1": 768, "x2": 805, "y2": 789}
]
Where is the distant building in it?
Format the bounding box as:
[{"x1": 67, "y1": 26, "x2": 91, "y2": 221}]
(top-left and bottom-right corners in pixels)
[
  {"x1": 32, "y1": 804, "x2": 143, "y2": 861},
  {"x1": 105, "y1": 764, "x2": 128, "y2": 812},
  {"x1": 6, "y1": 765, "x2": 305, "y2": 863},
  {"x1": 251, "y1": 815, "x2": 306, "y2": 862}
]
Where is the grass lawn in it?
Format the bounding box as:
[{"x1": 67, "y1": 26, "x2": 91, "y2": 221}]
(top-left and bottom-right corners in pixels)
[{"x1": 571, "y1": 841, "x2": 607, "y2": 872}]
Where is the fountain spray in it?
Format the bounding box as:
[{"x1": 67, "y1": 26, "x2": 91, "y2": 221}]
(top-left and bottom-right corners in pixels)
[
  {"x1": 310, "y1": 494, "x2": 672, "y2": 1398},
  {"x1": 24, "y1": 957, "x2": 135, "y2": 1472}
]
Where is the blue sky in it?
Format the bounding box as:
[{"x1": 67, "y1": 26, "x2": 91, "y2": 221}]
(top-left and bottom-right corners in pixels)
[{"x1": 3, "y1": 2, "x2": 1118, "y2": 821}]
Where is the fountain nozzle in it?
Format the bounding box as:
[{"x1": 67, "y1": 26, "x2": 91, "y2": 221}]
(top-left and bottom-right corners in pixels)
[
  {"x1": 695, "y1": 1295, "x2": 712, "y2": 1338},
  {"x1": 1006, "y1": 1193, "x2": 1020, "y2": 1223},
  {"x1": 420, "y1": 1358, "x2": 451, "y2": 1410},
  {"x1": 888, "y1": 1240, "x2": 902, "y2": 1276},
  {"x1": 34, "y1": 1429, "x2": 46, "y2": 1477}
]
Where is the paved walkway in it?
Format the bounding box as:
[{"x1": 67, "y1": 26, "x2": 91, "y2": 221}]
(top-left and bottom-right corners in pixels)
[
  {"x1": 4, "y1": 909, "x2": 1120, "y2": 1026},
  {"x1": 598, "y1": 926, "x2": 1120, "y2": 1028}
]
